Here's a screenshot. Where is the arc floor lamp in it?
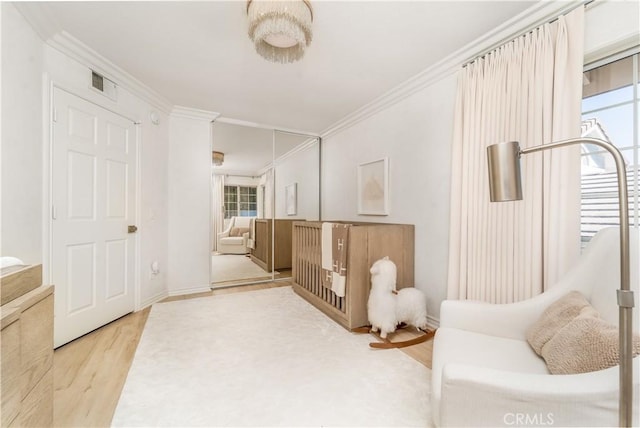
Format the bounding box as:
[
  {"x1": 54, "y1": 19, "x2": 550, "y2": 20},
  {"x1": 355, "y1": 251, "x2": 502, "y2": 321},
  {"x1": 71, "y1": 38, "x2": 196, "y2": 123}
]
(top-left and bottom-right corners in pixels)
[{"x1": 487, "y1": 137, "x2": 635, "y2": 427}]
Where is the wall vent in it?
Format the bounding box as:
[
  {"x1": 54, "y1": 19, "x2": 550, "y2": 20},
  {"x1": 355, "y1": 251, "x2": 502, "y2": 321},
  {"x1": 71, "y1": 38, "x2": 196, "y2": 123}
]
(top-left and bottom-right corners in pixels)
[{"x1": 90, "y1": 70, "x2": 117, "y2": 101}]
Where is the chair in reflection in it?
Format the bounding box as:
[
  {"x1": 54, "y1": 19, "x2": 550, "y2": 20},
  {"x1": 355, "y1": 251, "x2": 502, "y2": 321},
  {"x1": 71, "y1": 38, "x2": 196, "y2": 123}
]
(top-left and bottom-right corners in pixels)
[{"x1": 217, "y1": 216, "x2": 254, "y2": 255}]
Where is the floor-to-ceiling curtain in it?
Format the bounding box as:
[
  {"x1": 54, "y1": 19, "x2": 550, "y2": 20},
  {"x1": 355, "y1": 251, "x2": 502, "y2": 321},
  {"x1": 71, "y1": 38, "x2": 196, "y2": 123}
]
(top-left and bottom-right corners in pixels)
[
  {"x1": 212, "y1": 174, "x2": 225, "y2": 252},
  {"x1": 448, "y1": 8, "x2": 584, "y2": 303},
  {"x1": 261, "y1": 169, "x2": 274, "y2": 219}
]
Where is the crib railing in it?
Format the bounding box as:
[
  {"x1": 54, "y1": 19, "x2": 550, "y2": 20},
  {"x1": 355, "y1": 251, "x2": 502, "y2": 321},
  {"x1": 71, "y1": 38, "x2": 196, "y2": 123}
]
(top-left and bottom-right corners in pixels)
[
  {"x1": 292, "y1": 222, "x2": 346, "y2": 313},
  {"x1": 292, "y1": 220, "x2": 414, "y2": 330}
]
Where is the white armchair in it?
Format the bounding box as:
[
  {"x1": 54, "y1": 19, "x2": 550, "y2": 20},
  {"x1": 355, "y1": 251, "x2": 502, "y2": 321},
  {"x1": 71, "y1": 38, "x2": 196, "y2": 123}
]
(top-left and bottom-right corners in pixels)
[
  {"x1": 217, "y1": 216, "x2": 254, "y2": 255},
  {"x1": 432, "y1": 227, "x2": 639, "y2": 427}
]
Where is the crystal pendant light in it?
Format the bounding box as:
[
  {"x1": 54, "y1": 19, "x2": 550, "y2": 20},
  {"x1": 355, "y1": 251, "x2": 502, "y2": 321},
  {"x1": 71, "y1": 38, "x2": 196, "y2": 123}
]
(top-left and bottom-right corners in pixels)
[{"x1": 247, "y1": 0, "x2": 313, "y2": 63}]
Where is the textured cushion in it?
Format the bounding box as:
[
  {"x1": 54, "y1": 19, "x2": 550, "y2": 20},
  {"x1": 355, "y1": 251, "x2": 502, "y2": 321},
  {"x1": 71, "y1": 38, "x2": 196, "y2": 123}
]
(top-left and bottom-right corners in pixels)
[
  {"x1": 526, "y1": 291, "x2": 590, "y2": 355},
  {"x1": 542, "y1": 306, "x2": 640, "y2": 374},
  {"x1": 229, "y1": 227, "x2": 250, "y2": 237}
]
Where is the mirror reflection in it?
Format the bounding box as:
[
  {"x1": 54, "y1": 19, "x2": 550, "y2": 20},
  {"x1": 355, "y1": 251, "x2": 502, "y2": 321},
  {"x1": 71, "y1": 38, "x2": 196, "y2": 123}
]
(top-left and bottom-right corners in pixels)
[
  {"x1": 211, "y1": 123, "x2": 274, "y2": 287},
  {"x1": 211, "y1": 122, "x2": 320, "y2": 288},
  {"x1": 274, "y1": 130, "x2": 320, "y2": 222}
]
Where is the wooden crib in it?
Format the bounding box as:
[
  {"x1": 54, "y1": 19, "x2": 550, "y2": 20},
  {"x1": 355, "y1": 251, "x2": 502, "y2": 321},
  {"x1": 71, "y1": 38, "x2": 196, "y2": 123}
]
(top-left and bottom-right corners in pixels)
[{"x1": 291, "y1": 221, "x2": 415, "y2": 330}]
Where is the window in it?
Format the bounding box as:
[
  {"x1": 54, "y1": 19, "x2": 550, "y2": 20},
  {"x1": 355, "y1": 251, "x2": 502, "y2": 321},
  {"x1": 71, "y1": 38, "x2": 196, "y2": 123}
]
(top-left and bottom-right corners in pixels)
[
  {"x1": 581, "y1": 53, "x2": 639, "y2": 246},
  {"x1": 224, "y1": 185, "x2": 257, "y2": 219}
]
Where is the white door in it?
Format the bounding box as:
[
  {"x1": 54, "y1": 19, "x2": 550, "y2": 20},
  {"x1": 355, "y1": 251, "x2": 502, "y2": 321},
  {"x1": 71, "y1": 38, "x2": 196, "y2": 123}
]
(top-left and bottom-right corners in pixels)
[{"x1": 52, "y1": 88, "x2": 137, "y2": 348}]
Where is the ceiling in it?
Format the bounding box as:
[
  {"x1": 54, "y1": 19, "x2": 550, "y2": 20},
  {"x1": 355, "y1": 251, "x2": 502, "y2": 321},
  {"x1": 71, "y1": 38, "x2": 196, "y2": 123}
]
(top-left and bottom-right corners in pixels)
[
  {"x1": 212, "y1": 122, "x2": 313, "y2": 176},
  {"x1": 26, "y1": 1, "x2": 538, "y2": 134}
]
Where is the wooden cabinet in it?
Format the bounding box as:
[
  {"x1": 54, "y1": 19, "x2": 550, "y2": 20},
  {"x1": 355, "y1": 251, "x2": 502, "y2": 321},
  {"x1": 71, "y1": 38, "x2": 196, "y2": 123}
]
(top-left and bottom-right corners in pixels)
[
  {"x1": 250, "y1": 219, "x2": 298, "y2": 272},
  {"x1": 1, "y1": 265, "x2": 54, "y2": 427}
]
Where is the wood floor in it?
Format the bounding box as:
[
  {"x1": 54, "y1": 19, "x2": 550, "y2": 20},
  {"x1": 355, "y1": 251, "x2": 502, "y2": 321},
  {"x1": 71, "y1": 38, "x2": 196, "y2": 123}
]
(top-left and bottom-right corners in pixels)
[
  {"x1": 53, "y1": 307, "x2": 150, "y2": 427},
  {"x1": 53, "y1": 280, "x2": 433, "y2": 427}
]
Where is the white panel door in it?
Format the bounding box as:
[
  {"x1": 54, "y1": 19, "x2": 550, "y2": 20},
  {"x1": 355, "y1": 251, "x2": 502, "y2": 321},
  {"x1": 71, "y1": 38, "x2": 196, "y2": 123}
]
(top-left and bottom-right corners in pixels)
[{"x1": 52, "y1": 88, "x2": 137, "y2": 348}]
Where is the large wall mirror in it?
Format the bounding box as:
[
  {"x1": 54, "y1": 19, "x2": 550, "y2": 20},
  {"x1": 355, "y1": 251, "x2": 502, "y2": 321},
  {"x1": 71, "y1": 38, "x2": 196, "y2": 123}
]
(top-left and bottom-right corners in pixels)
[{"x1": 210, "y1": 121, "x2": 319, "y2": 288}]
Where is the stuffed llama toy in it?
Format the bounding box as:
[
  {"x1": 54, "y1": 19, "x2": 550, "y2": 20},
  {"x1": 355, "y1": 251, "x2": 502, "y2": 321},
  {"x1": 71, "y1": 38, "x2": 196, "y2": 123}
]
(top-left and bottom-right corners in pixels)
[{"x1": 367, "y1": 256, "x2": 428, "y2": 338}]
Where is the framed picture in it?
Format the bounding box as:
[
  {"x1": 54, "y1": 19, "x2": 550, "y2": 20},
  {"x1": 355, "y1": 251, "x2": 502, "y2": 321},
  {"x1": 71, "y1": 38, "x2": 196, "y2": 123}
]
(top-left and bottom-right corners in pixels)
[
  {"x1": 357, "y1": 157, "x2": 389, "y2": 215},
  {"x1": 285, "y1": 183, "x2": 297, "y2": 216}
]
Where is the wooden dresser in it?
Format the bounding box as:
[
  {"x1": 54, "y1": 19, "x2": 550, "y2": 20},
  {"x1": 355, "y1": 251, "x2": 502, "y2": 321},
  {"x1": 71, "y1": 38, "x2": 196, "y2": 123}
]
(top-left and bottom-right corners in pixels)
[
  {"x1": 1, "y1": 264, "x2": 54, "y2": 427},
  {"x1": 250, "y1": 219, "x2": 298, "y2": 272}
]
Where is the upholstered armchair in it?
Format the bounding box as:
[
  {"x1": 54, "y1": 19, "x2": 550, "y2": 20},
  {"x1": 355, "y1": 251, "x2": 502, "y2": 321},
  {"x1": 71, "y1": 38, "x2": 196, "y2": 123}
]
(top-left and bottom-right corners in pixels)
[
  {"x1": 217, "y1": 216, "x2": 254, "y2": 255},
  {"x1": 432, "y1": 227, "x2": 639, "y2": 427}
]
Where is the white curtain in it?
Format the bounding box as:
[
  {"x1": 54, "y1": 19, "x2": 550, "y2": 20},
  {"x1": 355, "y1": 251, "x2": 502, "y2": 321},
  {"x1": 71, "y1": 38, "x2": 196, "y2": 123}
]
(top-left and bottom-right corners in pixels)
[
  {"x1": 260, "y1": 169, "x2": 274, "y2": 219},
  {"x1": 212, "y1": 174, "x2": 225, "y2": 252},
  {"x1": 448, "y1": 8, "x2": 584, "y2": 303}
]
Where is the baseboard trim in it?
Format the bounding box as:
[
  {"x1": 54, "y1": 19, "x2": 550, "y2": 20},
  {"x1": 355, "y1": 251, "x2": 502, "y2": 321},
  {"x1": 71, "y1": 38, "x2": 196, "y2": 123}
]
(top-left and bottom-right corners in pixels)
[
  {"x1": 139, "y1": 291, "x2": 169, "y2": 310},
  {"x1": 427, "y1": 314, "x2": 440, "y2": 330},
  {"x1": 167, "y1": 286, "x2": 212, "y2": 297}
]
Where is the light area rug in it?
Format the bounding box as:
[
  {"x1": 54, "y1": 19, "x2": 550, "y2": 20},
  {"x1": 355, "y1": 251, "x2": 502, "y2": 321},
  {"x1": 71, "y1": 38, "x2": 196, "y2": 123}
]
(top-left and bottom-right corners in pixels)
[
  {"x1": 211, "y1": 254, "x2": 278, "y2": 283},
  {"x1": 112, "y1": 286, "x2": 432, "y2": 427}
]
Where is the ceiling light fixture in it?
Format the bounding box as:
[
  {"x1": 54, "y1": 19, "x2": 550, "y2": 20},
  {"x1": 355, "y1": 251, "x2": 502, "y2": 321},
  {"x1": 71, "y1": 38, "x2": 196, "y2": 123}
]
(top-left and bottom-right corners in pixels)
[
  {"x1": 212, "y1": 151, "x2": 224, "y2": 166},
  {"x1": 247, "y1": 0, "x2": 313, "y2": 64}
]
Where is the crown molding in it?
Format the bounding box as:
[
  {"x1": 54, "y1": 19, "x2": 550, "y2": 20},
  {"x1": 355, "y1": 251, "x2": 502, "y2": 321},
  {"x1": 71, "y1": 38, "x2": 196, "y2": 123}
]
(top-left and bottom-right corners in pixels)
[
  {"x1": 274, "y1": 137, "x2": 319, "y2": 166},
  {"x1": 216, "y1": 116, "x2": 318, "y2": 137},
  {"x1": 171, "y1": 106, "x2": 221, "y2": 122},
  {"x1": 16, "y1": 0, "x2": 586, "y2": 137},
  {"x1": 47, "y1": 32, "x2": 174, "y2": 114},
  {"x1": 320, "y1": 0, "x2": 585, "y2": 140},
  {"x1": 256, "y1": 164, "x2": 272, "y2": 177},
  {"x1": 14, "y1": 3, "x2": 174, "y2": 114},
  {"x1": 251, "y1": 137, "x2": 319, "y2": 177}
]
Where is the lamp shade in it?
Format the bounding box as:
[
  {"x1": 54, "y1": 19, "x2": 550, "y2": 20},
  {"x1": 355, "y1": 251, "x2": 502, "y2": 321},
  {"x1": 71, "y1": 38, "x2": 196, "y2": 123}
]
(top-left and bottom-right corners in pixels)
[
  {"x1": 212, "y1": 151, "x2": 224, "y2": 166},
  {"x1": 487, "y1": 141, "x2": 523, "y2": 202}
]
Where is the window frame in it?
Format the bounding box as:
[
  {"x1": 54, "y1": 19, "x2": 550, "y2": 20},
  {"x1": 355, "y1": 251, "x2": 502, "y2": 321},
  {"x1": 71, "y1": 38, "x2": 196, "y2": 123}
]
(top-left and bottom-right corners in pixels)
[
  {"x1": 580, "y1": 51, "x2": 640, "y2": 246},
  {"x1": 223, "y1": 185, "x2": 258, "y2": 219}
]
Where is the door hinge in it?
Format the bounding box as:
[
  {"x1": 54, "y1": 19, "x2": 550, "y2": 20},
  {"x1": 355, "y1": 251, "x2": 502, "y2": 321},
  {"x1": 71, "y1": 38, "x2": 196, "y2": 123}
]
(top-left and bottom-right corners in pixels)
[
  {"x1": 53, "y1": 109, "x2": 58, "y2": 123},
  {"x1": 51, "y1": 205, "x2": 57, "y2": 220}
]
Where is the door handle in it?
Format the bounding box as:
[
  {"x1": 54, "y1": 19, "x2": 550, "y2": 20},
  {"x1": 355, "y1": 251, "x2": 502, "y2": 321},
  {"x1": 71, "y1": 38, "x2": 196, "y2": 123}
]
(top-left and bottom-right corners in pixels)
[{"x1": 128, "y1": 225, "x2": 138, "y2": 234}]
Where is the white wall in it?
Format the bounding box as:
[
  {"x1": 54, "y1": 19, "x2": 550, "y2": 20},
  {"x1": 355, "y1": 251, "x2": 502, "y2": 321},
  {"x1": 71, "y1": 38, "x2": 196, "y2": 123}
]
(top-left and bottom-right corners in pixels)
[
  {"x1": 320, "y1": 1, "x2": 640, "y2": 323},
  {"x1": 1, "y1": 3, "x2": 43, "y2": 264},
  {"x1": 584, "y1": 0, "x2": 640, "y2": 62},
  {"x1": 274, "y1": 141, "x2": 320, "y2": 220},
  {"x1": 322, "y1": 74, "x2": 457, "y2": 321},
  {"x1": 167, "y1": 114, "x2": 212, "y2": 295},
  {"x1": 42, "y1": 46, "x2": 171, "y2": 307},
  {"x1": 138, "y1": 111, "x2": 170, "y2": 306},
  {"x1": 1, "y1": 2, "x2": 170, "y2": 308}
]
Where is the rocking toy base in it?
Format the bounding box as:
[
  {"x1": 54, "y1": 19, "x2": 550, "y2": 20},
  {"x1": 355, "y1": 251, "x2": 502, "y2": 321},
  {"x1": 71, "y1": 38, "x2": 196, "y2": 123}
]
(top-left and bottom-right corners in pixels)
[{"x1": 353, "y1": 324, "x2": 436, "y2": 349}]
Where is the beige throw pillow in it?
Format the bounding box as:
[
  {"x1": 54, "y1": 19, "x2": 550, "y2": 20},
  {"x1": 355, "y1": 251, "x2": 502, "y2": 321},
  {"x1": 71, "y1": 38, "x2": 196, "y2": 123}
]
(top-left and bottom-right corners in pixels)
[
  {"x1": 541, "y1": 306, "x2": 640, "y2": 374},
  {"x1": 526, "y1": 291, "x2": 591, "y2": 355},
  {"x1": 229, "y1": 227, "x2": 250, "y2": 237}
]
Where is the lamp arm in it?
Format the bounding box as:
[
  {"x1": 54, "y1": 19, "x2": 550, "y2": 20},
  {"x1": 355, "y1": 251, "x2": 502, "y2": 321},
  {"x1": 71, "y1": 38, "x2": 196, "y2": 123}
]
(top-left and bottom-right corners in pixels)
[{"x1": 521, "y1": 137, "x2": 634, "y2": 427}]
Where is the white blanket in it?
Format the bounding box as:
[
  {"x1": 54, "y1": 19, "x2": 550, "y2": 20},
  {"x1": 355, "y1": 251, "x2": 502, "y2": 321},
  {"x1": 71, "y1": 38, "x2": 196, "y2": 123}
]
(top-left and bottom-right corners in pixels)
[
  {"x1": 321, "y1": 222, "x2": 349, "y2": 297},
  {"x1": 1, "y1": 256, "x2": 24, "y2": 269},
  {"x1": 321, "y1": 222, "x2": 334, "y2": 270}
]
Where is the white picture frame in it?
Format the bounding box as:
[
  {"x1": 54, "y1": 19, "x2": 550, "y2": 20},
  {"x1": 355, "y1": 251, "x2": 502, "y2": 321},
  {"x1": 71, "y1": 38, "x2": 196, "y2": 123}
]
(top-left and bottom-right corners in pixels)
[
  {"x1": 357, "y1": 157, "x2": 389, "y2": 215},
  {"x1": 285, "y1": 183, "x2": 297, "y2": 216}
]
